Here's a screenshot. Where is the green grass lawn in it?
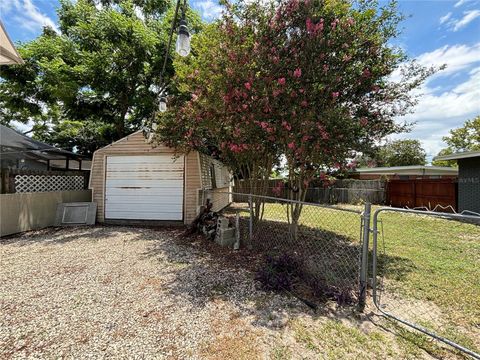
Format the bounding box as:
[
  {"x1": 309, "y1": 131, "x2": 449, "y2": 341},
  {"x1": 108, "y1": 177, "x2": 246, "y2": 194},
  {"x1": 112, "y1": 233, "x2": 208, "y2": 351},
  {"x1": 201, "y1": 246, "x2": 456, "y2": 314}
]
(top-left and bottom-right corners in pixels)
[{"x1": 227, "y1": 202, "x2": 480, "y2": 358}]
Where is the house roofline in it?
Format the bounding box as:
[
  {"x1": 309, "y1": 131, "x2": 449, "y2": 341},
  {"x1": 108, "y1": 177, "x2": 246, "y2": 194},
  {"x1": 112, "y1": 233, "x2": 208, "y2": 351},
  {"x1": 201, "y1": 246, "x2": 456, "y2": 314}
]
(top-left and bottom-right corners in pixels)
[
  {"x1": 433, "y1": 150, "x2": 480, "y2": 161},
  {"x1": 354, "y1": 165, "x2": 458, "y2": 173}
]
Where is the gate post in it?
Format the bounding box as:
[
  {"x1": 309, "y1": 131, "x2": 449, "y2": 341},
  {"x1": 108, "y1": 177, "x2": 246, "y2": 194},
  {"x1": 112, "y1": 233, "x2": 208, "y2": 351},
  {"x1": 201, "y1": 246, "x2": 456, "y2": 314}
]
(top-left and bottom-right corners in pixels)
[{"x1": 358, "y1": 202, "x2": 371, "y2": 311}]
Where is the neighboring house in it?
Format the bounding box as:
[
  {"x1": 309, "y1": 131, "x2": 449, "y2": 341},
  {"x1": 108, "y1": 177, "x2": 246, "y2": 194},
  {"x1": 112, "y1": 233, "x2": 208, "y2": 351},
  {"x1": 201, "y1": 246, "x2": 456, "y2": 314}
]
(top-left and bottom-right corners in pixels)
[
  {"x1": 0, "y1": 21, "x2": 24, "y2": 65},
  {"x1": 88, "y1": 130, "x2": 231, "y2": 225},
  {"x1": 0, "y1": 125, "x2": 90, "y2": 171},
  {"x1": 351, "y1": 165, "x2": 458, "y2": 180},
  {"x1": 433, "y1": 151, "x2": 480, "y2": 213}
]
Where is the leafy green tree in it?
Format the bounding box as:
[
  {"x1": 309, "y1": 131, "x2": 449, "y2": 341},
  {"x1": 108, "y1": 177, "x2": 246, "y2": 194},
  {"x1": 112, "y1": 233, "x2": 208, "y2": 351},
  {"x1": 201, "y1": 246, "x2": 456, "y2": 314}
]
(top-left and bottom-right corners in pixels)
[
  {"x1": 377, "y1": 139, "x2": 426, "y2": 166},
  {"x1": 431, "y1": 148, "x2": 456, "y2": 167},
  {"x1": 0, "y1": 0, "x2": 203, "y2": 156},
  {"x1": 432, "y1": 116, "x2": 479, "y2": 167}
]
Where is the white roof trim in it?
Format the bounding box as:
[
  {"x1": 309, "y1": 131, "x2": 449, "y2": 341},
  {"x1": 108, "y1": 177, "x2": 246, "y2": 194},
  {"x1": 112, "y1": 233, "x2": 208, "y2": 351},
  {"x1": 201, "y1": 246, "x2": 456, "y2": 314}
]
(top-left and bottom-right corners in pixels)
[
  {"x1": 0, "y1": 21, "x2": 24, "y2": 65},
  {"x1": 433, "y1": 150, "x2": 480, "y2": 161}
]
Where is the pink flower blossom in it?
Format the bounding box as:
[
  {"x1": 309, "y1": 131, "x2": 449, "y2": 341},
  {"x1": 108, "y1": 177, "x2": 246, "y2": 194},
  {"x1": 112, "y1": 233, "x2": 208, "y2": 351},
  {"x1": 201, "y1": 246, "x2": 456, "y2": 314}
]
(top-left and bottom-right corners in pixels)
[
  {"x1": 272, "y1": 182, "x2": 284, "y2": 196},
  {"x1": 288, "y1": 142, "x2": 296, "y2": 150},
  {"x1": 362, "y1": 68, "x2": 371, "y2": 78},
  {"x1": 244, "y1": 82, "x2": 251, "y2": 90},
  {"x1": 302, "y1": 135, "x2": 311, "y2": 142},
  {"x1": 242, "y1": 104, "x2": 248, "y2": 110},
  {"x1": 278, "y1": 77, "x2": 286, "y2": 86},
  {"x1": 229, "y1": 144, "x2": 242, "y2": 153},
  {"x1": 306, "y1": 17, "x2": 323, "y2": 36},
  {"x1": 272, "y1": 89, "x2": 282, "y2": 97},
  {"x1": 360, "y1": 117, "x2": 368, "y2": 126},
  {"x1": 293, "y1": 68, "x2": 302, "y2": 78},
  {"x1": 347, "y1": 160, "x2": 357, "y2": 169},
  {"x1": 323, "y1": 64, "x2": 329, "y2": 73},
  {"x1": 306, "y1": 18, "x2": 314, "y2": 33},
  {"x1": 331, "y1": 18, "x2": 339, "y2": 30},
  {"x1": 332, "y1": 92, "x2": 340, "y2": 99},
  {"x1": 282, "y1": 121, "x2": 292, "y2": 131},
  {"x1": 301, "y1": 100, "x2": 308, "y2": 107},
  {"x1": 260, "y1": 121, "x2": 269, "y2": 129}
]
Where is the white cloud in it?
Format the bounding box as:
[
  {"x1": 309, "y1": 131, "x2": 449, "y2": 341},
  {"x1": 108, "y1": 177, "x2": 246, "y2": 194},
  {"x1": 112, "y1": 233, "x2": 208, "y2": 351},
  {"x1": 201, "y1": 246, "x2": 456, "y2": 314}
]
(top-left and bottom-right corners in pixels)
[
  {"x1": 452, "y1": 9, "x2": 480, "y2": 31},
  {"x1": 439, "y1": 12, "x2": 452, "y2": 24},
  {"x1": 194, "y1": 0, "x2": 223, "y2": 20},
  {"x1": 1, "y1": 0, "x2": 58, "y2": 33},
  {"x1": 416, "y1": 42, "x2": 480, "y2": 76},
  {"x1": 393, "y1": 44, "x2": 480, "y2": 160},
  {"x1": 0, "y1": 0, "x2": 20, "y2": 13},
  {"x1": 454, "y1": 0, "x2": 468, "y2": 8}
]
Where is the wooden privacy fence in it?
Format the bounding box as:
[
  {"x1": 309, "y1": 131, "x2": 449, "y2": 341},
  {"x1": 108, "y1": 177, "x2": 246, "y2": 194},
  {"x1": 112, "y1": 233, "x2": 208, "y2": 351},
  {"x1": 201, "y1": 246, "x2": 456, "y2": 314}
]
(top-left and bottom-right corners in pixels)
[
  {"x1": 386, "y1": 179, "x2": 458, "y2": 211},
  {"x1": 233, "y1": 179, "x2": 386, "y2": 205},
  {"x1": 0, "y1": 168, "x2": 90, "y2": 194}
]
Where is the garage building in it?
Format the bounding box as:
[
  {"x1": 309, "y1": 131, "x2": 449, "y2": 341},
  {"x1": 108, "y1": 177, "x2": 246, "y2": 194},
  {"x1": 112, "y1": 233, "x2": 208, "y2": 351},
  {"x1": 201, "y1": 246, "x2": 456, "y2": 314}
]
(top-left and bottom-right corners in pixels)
[{"x1": 89, "y1": 130, "x2": 231, "y2": 224}]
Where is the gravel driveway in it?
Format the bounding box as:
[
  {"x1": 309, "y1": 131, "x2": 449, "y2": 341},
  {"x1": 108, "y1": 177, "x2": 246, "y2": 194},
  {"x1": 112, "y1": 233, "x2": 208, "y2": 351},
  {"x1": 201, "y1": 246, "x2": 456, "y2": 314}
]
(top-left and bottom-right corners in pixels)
[
  {"x1": 1, "y1": 226, "x2": 437, "y2": 359},
  {"x1": 0, "y1": 226, "x2": 304, "y2": 359}
]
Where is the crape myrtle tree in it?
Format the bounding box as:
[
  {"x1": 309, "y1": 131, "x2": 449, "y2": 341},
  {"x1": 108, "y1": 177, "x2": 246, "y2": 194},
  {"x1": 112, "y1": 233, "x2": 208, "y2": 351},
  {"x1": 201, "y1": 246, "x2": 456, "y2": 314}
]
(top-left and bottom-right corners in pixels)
[{"x1": 158, "y1": 0, "x2": 436, "y2": 232}]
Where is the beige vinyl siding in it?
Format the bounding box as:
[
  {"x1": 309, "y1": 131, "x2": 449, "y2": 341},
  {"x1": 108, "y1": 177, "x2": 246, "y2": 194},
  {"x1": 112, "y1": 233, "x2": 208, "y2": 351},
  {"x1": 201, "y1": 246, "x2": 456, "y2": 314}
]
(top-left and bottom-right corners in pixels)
[
  {"x1": 184, "y1": 151, "x2": 201, "y2": 224},
  {"x1": 198, "y1": 153, "x2": 232, "y2": 212}
]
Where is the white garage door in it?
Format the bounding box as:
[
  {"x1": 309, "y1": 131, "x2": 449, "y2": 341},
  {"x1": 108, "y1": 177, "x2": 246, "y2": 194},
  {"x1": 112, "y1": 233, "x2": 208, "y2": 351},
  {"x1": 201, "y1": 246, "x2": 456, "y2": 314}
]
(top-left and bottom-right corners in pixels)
[{"x1": 105, "y1": 155, "x2": 184, "y2": 220}]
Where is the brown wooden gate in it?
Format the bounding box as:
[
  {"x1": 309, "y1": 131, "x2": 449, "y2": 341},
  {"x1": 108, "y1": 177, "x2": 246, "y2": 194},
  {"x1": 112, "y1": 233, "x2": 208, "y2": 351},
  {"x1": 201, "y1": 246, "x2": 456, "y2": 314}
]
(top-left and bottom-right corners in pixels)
[{"x1": 387, "y1": 179, "x2": 458, "y2": 211}]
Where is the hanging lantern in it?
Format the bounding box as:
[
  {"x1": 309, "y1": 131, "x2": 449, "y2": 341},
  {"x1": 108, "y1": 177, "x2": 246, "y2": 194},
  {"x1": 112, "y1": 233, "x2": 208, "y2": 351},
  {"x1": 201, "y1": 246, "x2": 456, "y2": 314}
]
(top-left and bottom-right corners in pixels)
[
  {"x1": 176, "y1": 18, "x2": 191, "y2": 57},
  {"x1": 159, "y1": 96, "x2": 167, "y2": 112}
]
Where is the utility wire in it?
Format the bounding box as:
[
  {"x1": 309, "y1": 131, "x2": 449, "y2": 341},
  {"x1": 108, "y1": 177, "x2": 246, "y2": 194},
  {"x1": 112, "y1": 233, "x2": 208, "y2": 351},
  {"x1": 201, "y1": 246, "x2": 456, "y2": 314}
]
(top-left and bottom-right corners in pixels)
[{"x1": 159, "y1": 0, "x2": 182, "y2": 91}]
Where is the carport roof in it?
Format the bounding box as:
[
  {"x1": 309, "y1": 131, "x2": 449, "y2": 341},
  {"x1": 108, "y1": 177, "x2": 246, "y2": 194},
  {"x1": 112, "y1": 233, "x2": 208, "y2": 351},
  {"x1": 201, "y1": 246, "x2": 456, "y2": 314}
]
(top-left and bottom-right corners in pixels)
[{"x1": 0, "y1": 124, "x2": 86, "y2": 161}]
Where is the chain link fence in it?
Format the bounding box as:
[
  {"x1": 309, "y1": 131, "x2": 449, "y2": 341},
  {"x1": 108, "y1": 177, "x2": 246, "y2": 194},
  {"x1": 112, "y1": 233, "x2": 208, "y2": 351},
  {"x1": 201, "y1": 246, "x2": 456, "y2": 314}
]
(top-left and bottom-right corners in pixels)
[
  {"x1": 205, "y1": 190, "x2": 366, "y2": 304},
  {"x1": 372, "y1": 208, "x2": 480, "y2": 358},
  {"x1": 202, "y1": 189, "x2": 480, "y2": 357}
]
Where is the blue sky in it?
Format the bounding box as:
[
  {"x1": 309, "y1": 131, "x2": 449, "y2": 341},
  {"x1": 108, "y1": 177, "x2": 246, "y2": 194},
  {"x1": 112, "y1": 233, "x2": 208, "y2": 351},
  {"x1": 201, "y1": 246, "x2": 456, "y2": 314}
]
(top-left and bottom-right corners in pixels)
[{"x1": 1, "y1": 0, "x2": 479, "y2": 160}]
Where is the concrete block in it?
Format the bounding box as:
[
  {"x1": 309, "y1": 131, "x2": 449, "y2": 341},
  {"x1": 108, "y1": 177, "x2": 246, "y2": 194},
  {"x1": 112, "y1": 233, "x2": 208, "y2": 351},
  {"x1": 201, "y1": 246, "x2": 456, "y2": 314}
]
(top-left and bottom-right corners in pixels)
[{"x1": 215, "y1": 228, "x2": 236, "y2": 248}]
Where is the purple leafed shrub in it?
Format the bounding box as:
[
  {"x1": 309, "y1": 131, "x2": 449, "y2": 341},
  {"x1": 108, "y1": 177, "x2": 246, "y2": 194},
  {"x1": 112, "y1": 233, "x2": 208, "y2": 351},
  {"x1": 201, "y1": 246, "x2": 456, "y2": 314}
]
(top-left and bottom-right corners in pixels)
[{"x1": 255, "y1": 254, "x2": 301, "y2": 292}]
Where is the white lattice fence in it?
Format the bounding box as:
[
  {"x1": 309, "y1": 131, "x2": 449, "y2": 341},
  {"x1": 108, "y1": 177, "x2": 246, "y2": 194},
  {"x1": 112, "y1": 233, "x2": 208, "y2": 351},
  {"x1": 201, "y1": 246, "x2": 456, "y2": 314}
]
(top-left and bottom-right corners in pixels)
[{"x1": 15, "y1": 175, "x2": 85, "y2": 193}]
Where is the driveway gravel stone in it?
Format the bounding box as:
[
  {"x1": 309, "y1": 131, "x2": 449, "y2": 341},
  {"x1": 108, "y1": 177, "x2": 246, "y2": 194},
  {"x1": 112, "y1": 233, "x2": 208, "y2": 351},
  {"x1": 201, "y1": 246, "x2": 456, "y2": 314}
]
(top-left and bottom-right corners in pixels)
[{"x1": 0, "y1": 226, "x2": 303, "y2": 359}]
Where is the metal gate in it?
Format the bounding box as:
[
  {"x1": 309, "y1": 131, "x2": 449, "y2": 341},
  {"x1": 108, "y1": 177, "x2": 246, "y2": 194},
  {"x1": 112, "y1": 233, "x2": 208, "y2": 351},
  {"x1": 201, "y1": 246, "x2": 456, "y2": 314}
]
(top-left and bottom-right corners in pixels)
[{"x1": 371, "y1": 207, "x2": 480, "y2": 359}]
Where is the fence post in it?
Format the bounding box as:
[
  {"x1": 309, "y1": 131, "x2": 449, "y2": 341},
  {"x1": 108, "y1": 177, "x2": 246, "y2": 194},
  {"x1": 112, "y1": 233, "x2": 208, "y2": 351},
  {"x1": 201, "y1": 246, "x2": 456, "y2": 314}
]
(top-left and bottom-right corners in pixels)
[
  {"x1": 248, "y1": 194, "x2": 253, "y2": 245},
  {"x1": 358, "y1": 202, "x2": 371, "y2": 312}
]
